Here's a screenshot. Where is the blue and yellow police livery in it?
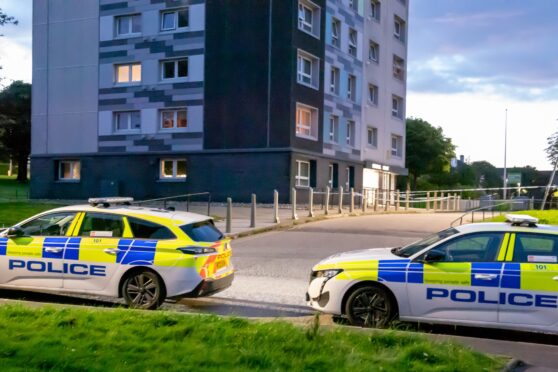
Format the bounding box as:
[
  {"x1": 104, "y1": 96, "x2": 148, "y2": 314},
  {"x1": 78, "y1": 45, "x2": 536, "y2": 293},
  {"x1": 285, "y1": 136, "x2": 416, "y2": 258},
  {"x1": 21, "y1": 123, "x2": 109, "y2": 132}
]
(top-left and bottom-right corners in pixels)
[
  {"x1": 0, "y1": 198, "x2": 233, "y2": 309},
  {"x1": 307, "y1": 214, "x2": 558, "y2": 333}
]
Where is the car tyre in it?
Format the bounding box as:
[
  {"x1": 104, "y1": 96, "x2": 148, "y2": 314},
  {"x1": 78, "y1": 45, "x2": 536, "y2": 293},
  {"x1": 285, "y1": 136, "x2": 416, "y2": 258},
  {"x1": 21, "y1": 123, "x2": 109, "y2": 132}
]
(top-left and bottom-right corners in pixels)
[
  {"x1": 345, "y1": 285, "x2": 396, "y2": 328},
  {"x1": 122, "y1": 270, "x2": 165, "y2": 310}
]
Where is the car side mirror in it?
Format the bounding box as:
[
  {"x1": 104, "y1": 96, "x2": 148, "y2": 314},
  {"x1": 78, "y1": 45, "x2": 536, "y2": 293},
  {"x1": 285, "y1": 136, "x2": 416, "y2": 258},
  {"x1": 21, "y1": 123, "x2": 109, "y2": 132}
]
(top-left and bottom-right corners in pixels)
[
  {"x1": 421, "y1": 249, "x2": 446, "y2": 263},
  {"x1": 6, "y1": 227, "x2": 26, "y2": 239}
]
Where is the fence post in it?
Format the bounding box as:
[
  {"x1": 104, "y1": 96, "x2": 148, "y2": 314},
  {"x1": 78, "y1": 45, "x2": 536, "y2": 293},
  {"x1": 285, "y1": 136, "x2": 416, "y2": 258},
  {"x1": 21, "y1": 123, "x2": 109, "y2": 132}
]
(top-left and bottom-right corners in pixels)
[
  {"x1": 457, "y1": 195, "x2": 461, "y2": 212},
  {"x1": 250, "y1": 193, "x2": 257, "y2": 228},
  {"x1": 325, "y1": 186, "x2": 330, "y2": 215},
  {"x1": 374, "y1": 189, "x2": 378, "y2": 211},
  {"x1": 453, "y1": 193, "x2": 458, "y2": 211},
  {"x1": 384, "y1": 191, "x2": 389, "y2": 211},
  {"x1": 308, "y1": 188, "x2": 315, "y2": 217},
  {"x1": 433, "y1": 191, "x2": 438, "y2": 211},
  {"x1": 273, "y1": 190, "x2": 280, "y2": 223},
  {"x1": 395, "y1": 190, "x2": 400, "y2": 211},
  {"x1": 291, "y1": 188, "x2": 298, "y2": 220},
  {"x1": 226, "y1": 197, "x2": 232, "y2": 234},
  {"x1": 405, "y1": 187, "x2": 410, "y2": 211},
  {"x1": 362, "y1": 189, "x2": 367, "y2": 213},
  {"x1": 338, "y1": 186, "x2": 344, "y2": 214},
  {"x1": 350, "y1": 188, "x2": 355, "y2": 213},
  {"x1": 447, "y1": 194, "x2": 452, "y2": 211},
  {"x1": 426, "y1": 191, "x2": 431, "y2": 211}
]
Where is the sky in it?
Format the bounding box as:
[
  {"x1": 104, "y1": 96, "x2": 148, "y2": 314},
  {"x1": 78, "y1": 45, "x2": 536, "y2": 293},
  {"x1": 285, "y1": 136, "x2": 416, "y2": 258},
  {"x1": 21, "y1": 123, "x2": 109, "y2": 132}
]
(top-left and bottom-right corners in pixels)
[{"x1": 0, "y1": 0, "x2": 557, "y2": 169}]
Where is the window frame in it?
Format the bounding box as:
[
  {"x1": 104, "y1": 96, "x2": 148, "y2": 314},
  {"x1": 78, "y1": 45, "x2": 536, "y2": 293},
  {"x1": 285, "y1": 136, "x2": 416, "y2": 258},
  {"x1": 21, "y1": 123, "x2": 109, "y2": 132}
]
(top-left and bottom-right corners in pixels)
[
  {"x1": 295, "y1": 160, "x2": 311, "y2": 188},
  {"x1": 18, "y1": 212, "x2": 78, "y2": 237},
  {"x1": 346, "y1": 120, "x2": 355, "y2": 147},
  {"x1": 329, "y1": 115, "x2": 339, "y2": 143},
  {"x1": 370, "y1": 0, "x2": 381, "y2": 22},
  {"x1": 160, "y1": 8, "x2": 189, "y2": 32},
  {"x1": 78, "y1": 212, "x2": 125, "y2": 238},
  {"x1": 347, "y1": 74, "x2": 356, "y2": 101},
  {"x1": 368, "y1": 83, "x2": 378, "y2": 105},
  {"x1": 367, "y1": 126, "x2": 378, "y2": 148},
  {"x1": 331, "y1": 18, "x2": 341, "y2": 48},
  {"x1": 295, "y1": 103, "x2": 318, "y2": 140},
  {"x1": 115, "y1": 14, "x2": 141, "y2": 37},
  {"x1": 391, "y1": 134, "x2": 403, "y2": 157},
  {"x1": 161, "y1": 58, "x2": 189, "y2": 81},
  {"x1": 512, "y1": 233, "x2": 558, "y2": 263},
  {"x1": 330, "y1": 66, "x2": 340, "y2": 95},
  {"x1": 297, "y1": 50, "x2": 319, "y2": 89},
  {"x1": 369, "y1": 40, "x2": 379, "y2": 63},
  {"x1": 394, "y1": 15, "x2": 405, "y2": 42},
  {"x1": 392, "y1": 95, "x2": 403, "y2": 119},
  {"x1": 58, "y1": 160, "x2": 81, "y2": 182},
  {"x1": 423, "y1": 232, "x2": 506, "y2": 263},
  {"x1": 298, "y1": 0, "x2": 321, "y2": 38},
  {"x1": 114, "y1": 111, "x2": 141, "y2": 133},
  {"x1": 160, "y1": 108, "x2": 188, "y2": 130},
  {"x1": 348, "y1": 28, "x2": 358, "y2": 57},
  {"x1": 115, "y1": 63, "x2": 141, "y2": 84},
  {"x1": 393, "y1": 54, "x2": 405, "y2": 81},
  {"x1": 160, "y1": 159, "x2": 187, "y2": 180}
]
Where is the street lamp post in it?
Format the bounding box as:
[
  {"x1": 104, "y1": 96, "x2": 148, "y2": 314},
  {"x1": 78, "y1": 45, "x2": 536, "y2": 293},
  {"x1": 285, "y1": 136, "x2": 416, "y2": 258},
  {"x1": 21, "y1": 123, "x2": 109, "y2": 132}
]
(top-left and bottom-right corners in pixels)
[{"x1": 503, "y1": 109, "x2": 508, "y2": 200}]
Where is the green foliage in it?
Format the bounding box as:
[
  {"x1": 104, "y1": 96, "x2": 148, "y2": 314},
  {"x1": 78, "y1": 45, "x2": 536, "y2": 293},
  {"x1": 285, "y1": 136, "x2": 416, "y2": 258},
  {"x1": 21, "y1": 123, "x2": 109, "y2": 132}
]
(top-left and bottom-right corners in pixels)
[
  {"x1": 406, "y1": 118, "x2": 455, "y2": 187},
  {"x1": 470, "y1": 161, "x2": 502, "y2": 189},
  {"x1": 0, "y1": 81, "x2": 31, "y2": 182},
  {"x1": 0, "y1": 305, "x2": 504, "y2": 371},
  {"x1": 545, "y1": 131, "x2": 558, "y2": 165},
  {"x1": 0, "y1": 9, "x2": 17, "y2": 27}
]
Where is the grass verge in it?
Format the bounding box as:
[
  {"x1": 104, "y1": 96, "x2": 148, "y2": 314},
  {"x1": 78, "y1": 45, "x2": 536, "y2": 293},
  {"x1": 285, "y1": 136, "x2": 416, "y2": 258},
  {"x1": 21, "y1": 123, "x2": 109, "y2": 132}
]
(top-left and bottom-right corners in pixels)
[
  {"x1": 0, "y1": 202, "x2": 64, "y2": 227},
  {"x1": 485, "y1": 210, "x2": 558, "y2": 225},
  {"x1": 0, "y1": 305, "x2": 504, "y2": 371},
  {"x1": 0, "y1": 175, "x2": 28, "y2": 200}
]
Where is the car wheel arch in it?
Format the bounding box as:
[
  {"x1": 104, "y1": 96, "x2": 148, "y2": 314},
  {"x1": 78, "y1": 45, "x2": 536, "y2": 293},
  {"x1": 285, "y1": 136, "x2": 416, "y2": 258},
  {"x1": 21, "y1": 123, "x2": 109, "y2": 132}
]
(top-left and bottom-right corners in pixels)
[
  {"x1": 118, "y1": 266, "x2": 167, "y2": 299},
  {"x1": 341, "y1": 281, "x2": 399, "y2": 317}
]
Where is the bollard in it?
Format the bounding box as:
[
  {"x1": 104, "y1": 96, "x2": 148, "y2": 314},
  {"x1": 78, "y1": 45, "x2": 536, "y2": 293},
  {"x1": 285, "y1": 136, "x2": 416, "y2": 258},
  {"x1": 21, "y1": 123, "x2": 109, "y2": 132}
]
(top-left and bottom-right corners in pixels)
[
  {"x1": 325, "y1": 186, "x2": 330, "y2": 215},
  {"x1": 291, "y1": 188, "x2": 298, "y2": 220},
  {"x1": 350, "y1": 188, "x2": 355, "y2": 213},
  {"x1": 426, "y1": 191, "x2": 431, "y2": 211},
  {"x1": 362, "y1": 189, "x2": 367, "y2": 213},
  {"x1": 226, "y1": 197, "x2": 232, "y2": 234},
  {"x1": 308, "y1": 188, "x2": 315, "y2": 217},
  {"x1": 446, "y1": 194, "x2": 451, "y2": 211},
  {"x1": 374, "y1": 189, "x2": 378, "y2": 211},
  {"x1": 395, "y1": 190, "x2": 400, "y2": 211},
  {"x1": 457, "y1": 195, "x2": 462, "y2": 212},
  {"x1": 384, "y1": 192, "x2": 389, "y2": 211},
  {"x1": 250, "y1": 193, "x2": 257, "y2": 228},
  {"x1": 405, "y1": 189, "x2": 410, "y2": 211},
  {"x1": 273, "y1": 190, "x2": 280, "y2": 224},
  {"x1": 440, "y1": 192, "x2": 445, "y2": 211},
  {"x1": 453, "y1": 193, "x2": 458, "y2": 211},
  {"x1": 433, "y1": 191, "x2": 438, "y2": 211},
  {"x1": 338, "y1": 186, "x2": 344, "y2": 214}
]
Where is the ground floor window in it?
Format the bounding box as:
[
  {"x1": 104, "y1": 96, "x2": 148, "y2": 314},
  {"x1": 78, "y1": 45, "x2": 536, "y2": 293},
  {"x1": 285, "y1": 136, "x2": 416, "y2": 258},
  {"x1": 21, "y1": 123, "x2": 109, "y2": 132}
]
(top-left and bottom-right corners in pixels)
[
  {"x1": 58, "y1": 160, "x2": 81, "y2": 181},
  {"x1": 345, "y1": 166, "x2": 355, "y2": 190},
  {"x1": 295, "y1": 160, "x2": 310, "y2": 187},
  {"x1": 160, "y1": 159, "x2": 187, "y2": 180}
]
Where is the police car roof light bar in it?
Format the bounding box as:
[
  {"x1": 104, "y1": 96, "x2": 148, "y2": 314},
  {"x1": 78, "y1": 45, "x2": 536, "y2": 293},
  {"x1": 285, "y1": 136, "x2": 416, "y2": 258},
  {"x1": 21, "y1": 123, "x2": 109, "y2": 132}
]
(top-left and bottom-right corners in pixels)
[
  {"x1": 88, "y1": 197, "x2": 134, "y2": 208},
  {"x1": 505, "y1": 214, "x2": 539, "y2": 227}
]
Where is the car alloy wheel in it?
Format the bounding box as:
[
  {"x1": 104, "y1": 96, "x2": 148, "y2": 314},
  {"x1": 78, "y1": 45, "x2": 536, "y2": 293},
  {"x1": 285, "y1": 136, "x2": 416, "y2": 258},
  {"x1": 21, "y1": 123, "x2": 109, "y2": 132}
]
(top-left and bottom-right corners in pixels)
[
  {"x1": 123, "y1": 270, "x2": 164, "y2": 310},
  {"x1": 346, "y1": 286, "x2": 395, "y2": 328}
]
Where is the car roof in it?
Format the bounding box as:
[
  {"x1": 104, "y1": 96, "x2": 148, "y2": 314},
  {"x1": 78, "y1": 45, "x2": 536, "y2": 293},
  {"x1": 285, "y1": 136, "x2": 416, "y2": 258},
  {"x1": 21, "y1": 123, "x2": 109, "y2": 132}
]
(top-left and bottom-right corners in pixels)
[
  {"x1": 455, "y1": 222, "x2": 558, "y2": 235},
  {"x1": 45, "y1": 204, "x2": 211, "y2": 226}
]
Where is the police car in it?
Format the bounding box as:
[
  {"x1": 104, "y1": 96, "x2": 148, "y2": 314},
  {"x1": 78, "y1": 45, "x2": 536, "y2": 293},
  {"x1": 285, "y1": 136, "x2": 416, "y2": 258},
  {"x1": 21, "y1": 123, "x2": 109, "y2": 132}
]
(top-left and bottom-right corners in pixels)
[
  {"x1": 0, "y1": 198, "x2": 233, "y2": 309},
  {"x1": 307, "y1": 214, "x2": 558, "y2": 334}
]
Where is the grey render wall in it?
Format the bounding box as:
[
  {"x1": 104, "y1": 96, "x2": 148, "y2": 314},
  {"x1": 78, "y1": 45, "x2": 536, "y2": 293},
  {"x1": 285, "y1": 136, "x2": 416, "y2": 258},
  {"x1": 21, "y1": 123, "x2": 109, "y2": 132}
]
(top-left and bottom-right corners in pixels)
[
  {"x1": 32, "y1": 0, "x2": 100, "y2": 156},
  {"x1": 97, "y1": 0, "x2": 205, "y2": 153}
]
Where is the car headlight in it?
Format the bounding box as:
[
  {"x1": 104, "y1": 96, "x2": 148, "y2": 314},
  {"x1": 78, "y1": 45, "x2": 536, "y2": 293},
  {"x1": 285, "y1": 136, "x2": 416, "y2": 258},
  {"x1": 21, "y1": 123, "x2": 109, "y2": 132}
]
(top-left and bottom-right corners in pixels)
[
  {"x1": 177, "y1": 247, "x2": 217, "y2": 255},
  {"x1": 310, "y1": 269, "x2": 343, "y2": 281}
]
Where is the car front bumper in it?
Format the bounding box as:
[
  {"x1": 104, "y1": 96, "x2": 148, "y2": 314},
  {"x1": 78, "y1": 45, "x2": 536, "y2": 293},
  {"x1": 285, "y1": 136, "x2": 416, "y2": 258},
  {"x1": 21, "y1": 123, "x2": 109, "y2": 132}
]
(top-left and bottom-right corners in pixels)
[{"x1": 306, "y1": 277, "x2": 347, "y2": 315}]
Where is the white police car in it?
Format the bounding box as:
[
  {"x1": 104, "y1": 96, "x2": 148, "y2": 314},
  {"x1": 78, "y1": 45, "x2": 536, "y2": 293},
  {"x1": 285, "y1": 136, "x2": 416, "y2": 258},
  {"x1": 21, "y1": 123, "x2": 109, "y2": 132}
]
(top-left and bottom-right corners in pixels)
[
  {"x1": 0, "y1": 198, "x2": 233, "y2": 309},
  {"x1": 307, "y1": 214, "x2": 558, "y2": 334}
]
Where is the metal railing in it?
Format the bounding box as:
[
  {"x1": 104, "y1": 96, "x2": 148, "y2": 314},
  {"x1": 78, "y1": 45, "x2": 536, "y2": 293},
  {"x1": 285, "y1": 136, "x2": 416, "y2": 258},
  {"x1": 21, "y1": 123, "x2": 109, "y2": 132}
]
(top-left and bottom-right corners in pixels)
[
  {"x1": 134, "y1": 192, "x2": 212, "y2": 216},
  {"x1": 450, "y1": 200, "x2": 529, "y2": 227}
]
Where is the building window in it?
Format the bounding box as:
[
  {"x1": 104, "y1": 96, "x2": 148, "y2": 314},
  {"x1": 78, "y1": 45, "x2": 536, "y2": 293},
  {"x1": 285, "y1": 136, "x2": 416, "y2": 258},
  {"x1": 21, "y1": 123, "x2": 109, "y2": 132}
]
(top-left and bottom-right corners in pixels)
[
  {"x1": 296, "y1": 103, "x2": 318, "y2": 140},
  {"x1": 161, "y1": 8, "x2": 189, "y2": 31},
  {"x1": 369, "y1": 40, "x2": 379, "y2": 62},
  {"x1": 295, "y1": 160, "x2": 311, "y2": 187},
  {"x1": 348, "y1": 28, "x2": 358, "y2": 57},
  {"x1": 367, "y1": 127, "x2": 378, "y2": 147},
  {"x1": 329, "y1": 115, "x2": 339, "y2": 143},
  {"x1": 160, "y1": 159, "x2": 187, "y2": 180},
  {"x1": 161, "y1": 109, "x2": 188, "y2": 129},
  {"x1": 161, "y1": 59, "x2": 188, "y2": 80},
  {"x1": 114, "y1": 111, "x2": 141, "y2": 132},
  {"x1": 394, "y1": 16, "x2": 406, "y2": 42},
  {"x1": 297, "y1": 50, "x2": 319, "y2": 89},
  {"x1": 328, "y1": 164, "x2": 334, "y2": 188},
  {"x1": 391, "y1": 135, "x2": 403, "y2": 157},
  {"x1": 368, "y1": 84, "x2": 378, "y2": 105},
  {"x1": 330, "y1": 67, "x2": 340, "y2": 95},
  {"x1": 115, "y1": 63, "x2": 141, "y2": 84},
  {"x1": 115, "y1": 14, "x2": 141, "y2": 37},
  {"x1": 370, "y1": 0, "x2": 381, "y2": 21},
  {"x1": 347, "y1": 74, "x2": 356, "y2": 101},
  {"x1": 298, "y1": 0, "x2": 320, "y2": 38},
  {"x1": 345, "y1": 166, "x2": 354, "y2": 189},
  {"x1": 393, "y1": 55, "x2": 405, "y2": 80},
  {"x1": 346, "y1": 120, "x2": 355, "y2": 147},
  {"x1": 392, "y1": 95, "x2": 403, "y2": 119},
  {"x1": 331, "y1": 17, "x2": 341, "y2": 48},
  {"x1": 349, "y1": 0, "x2": 359, "y2": 11},
  {"x1": 58, "y1": 160, "x2": 81, "y2": 181}
]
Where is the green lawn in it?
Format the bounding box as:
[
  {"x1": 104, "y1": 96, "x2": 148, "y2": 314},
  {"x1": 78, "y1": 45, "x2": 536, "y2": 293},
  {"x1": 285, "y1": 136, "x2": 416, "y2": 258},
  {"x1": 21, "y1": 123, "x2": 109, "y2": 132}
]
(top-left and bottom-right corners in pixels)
[
  {"x1": 0, "y1": 175, "x2": 29, "y2": 200},
  {"x1": 486, "y1": 210, "x2": 558, "y2": 225},
  {"x1": 0, "y1": 305, "x2": 504, "y2": 371},
  {"x1": 0, "y1": 202, "x2": 63, "y2": 227}
]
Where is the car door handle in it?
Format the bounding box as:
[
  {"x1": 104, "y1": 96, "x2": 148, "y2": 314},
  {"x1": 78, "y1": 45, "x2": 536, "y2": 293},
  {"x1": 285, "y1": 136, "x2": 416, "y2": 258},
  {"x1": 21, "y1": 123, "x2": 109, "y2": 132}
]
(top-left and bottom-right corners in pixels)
[
  {"x1": 103, "y1": 249, "x2": 121, "y2": 255},
  {"x1": 44, "y1": 247, "x2": 63, "y2": 254},
  {"x1": 474, "y1": 274, "x2": 498, "y2": 280}
]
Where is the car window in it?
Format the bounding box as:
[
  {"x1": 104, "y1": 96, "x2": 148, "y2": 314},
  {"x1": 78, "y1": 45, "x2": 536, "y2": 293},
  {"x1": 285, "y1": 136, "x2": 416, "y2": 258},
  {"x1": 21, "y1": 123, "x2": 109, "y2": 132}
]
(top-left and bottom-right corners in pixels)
[
  {"x1": 19, "y1": 212, "x2": 77, "y2": 237},
  {"x1": 513, "y1": 233, "x2": 558, "y2": 263},
  {"x1": 427, "y1": 232, "x2": 504, "y2": 263},
  {"x1": 180, "y1": 220, "x2": 223, "y2": 242},
  {"x1": 128, "y1": 217, "x2": 175, "y2": 240},
  {"x1": 395, "y1": 228, "x2": 459, "y2": 257},
  {"x1": 79, "y1": 213, "x2": 124, "y2": 238}
]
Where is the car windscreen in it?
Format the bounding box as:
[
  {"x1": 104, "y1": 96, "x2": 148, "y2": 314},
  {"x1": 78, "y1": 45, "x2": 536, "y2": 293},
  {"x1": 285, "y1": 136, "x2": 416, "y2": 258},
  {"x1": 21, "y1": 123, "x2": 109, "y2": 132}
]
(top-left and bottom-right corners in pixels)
[
  {"x1": 180, "y1": 220, "x2": 224, "y2": 242},
  {"x1": 393, "y1": 227, "x2": 459, "y2": 258}
]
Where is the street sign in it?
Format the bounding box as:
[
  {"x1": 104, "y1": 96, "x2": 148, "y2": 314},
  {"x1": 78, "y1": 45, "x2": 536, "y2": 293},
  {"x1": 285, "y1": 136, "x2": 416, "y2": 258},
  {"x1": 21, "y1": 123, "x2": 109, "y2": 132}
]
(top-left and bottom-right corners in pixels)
[{"x1": 507, "y1": 172, "x2": 521, "y2": 185}]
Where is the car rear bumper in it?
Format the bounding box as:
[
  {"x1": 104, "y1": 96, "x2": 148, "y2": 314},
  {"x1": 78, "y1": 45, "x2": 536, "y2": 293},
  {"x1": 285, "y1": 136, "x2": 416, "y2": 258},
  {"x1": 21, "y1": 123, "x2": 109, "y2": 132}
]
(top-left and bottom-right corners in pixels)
[{"x1": 173, "y1": 272, "x2": 234, "y2": 298}]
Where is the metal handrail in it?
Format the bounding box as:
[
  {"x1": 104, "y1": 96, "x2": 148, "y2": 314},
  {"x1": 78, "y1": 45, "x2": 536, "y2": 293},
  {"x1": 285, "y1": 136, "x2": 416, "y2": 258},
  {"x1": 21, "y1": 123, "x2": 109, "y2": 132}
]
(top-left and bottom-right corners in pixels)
[
  {"x1": 134, "y1": 192, "x2": 212, "y2": 216},
  {"x1": 450, "y1": 200, "x2": 525, "y2": 227}
]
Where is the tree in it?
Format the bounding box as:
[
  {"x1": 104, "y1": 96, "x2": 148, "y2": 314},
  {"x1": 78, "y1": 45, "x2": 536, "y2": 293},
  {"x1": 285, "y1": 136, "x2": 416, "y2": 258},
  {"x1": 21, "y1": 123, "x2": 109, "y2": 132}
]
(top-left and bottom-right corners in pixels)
[
  {"x1": 0, "y1": 8, "x2": 17, "y2": 86},
  {"x1": 470, "y1": 161, "x2": 502, "y2": 189},
  {"x1": 541, "y1": 131, "x2": 558, "y2": 209},
  {"x1": 0, "y1": 81, "x2": 31, "y2": 182},
  {"x1": 405, "y1": 117, "x2": 455, "y2": 188}
]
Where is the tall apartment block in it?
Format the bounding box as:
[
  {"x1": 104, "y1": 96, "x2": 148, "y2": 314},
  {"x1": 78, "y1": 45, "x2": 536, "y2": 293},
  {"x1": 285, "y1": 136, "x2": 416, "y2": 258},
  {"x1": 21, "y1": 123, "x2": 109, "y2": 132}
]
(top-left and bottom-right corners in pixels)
[{"x1": 31, "y1": 0, "x2": 408, "y2": 202}]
